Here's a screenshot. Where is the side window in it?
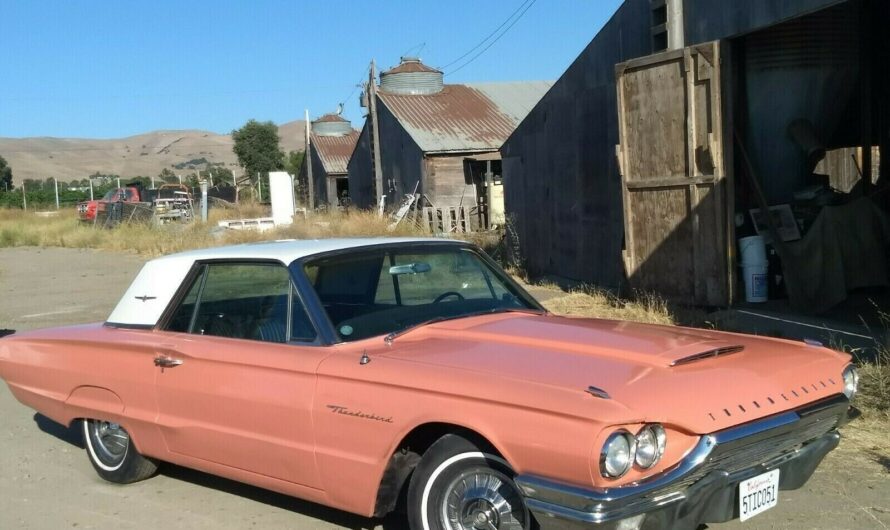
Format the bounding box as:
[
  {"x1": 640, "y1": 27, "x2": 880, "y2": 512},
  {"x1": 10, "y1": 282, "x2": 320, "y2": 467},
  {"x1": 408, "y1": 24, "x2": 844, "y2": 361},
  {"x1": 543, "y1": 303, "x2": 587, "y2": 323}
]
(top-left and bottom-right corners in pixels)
[
  {"x1": 166, "y1": 266, "x2": 206, "y2": 332},
  {"x1": 290, "y1": 284, "x2": 317, "y2": 342},
  {"x1": 165, "y1": 262, "x2": 317, "y2": 344}
]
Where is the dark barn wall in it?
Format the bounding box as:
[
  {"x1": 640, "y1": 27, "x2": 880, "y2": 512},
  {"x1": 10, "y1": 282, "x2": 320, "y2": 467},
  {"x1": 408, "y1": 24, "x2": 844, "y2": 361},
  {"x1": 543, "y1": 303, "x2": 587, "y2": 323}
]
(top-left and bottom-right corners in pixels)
[
  {"x1": 502, "y1": 0, "x2": 859, "y2": 286},
  {"x1": 683, "y1": 0, "x2": 846, "y2": 43},
  {"x1": 310, "y1": 146, "x2": 329, "y2": 207},
  {"x1": 376, "y1": 101, "x2": 424, "y2": 208},
  {"x1": 739, "y1": 2, "x2": 861, "y2": 203},
  {"x1": 347, "y1": 122, "x2": 374, "y2": 209},
  {"x1": 501, "y1": 0, "x2": 652, "y2": 285}
]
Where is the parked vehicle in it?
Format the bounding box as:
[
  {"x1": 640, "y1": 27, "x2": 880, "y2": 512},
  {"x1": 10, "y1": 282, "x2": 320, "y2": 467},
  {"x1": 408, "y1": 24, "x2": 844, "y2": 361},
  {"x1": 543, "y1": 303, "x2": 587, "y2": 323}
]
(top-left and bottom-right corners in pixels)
[
  {"x1": 152, "y1": 184, "x2": 194, "y2": 224},
  {"x1": 76, "y1": 186, "x2": 145, "y2": 222},
  {"x1": 0, "y1": 238, "x2": 858, "y2": 530}
]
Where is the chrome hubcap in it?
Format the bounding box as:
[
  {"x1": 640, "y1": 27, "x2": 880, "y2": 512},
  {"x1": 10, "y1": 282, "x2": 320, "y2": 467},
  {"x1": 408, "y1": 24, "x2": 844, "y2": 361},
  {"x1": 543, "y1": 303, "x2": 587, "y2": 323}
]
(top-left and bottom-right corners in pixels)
[
  {"x1": 442, "y1": 468, "x2": 528, "y2": 530},
  {"x1": 90, "y1": 421, "x2": 129, "y2": 465}
]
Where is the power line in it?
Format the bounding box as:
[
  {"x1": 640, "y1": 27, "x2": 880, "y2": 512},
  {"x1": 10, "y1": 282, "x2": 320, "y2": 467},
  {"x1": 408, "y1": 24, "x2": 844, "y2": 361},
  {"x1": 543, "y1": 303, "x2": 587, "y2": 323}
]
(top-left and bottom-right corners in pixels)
[
  {"x1": 447, "y1": 0, "x2": 538, "y2": 76},
  {"x1": 437, "y1": 0, "x2": 534, "y2": 71}
]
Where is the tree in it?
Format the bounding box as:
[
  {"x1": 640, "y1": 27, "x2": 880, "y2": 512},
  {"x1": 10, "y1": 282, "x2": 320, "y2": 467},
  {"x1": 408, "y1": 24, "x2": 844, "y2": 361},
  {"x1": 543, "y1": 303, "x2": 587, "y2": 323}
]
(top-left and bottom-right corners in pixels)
[
  {"x1": 0, "y1": 155, "x2": 13, "y2": 192},
  {"x1": 283, "y1": 150, "x2": 305, "y2": 176},
  {"x1": 206, "y1": 164, "x2": 234, "y2": 186},
  {"x1": 232, "y1": 120, "x2": 284, "y2": 184},
  {"x1": 158, "y1": 168, "x2": 178, "y2": 183}
]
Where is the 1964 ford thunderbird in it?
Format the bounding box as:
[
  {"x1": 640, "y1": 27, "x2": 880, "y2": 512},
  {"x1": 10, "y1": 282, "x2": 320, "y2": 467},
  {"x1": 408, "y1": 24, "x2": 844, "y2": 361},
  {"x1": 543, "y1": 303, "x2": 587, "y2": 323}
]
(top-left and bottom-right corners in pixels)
[{"x1": 0, "y1": 238, "x2": 859, "y2": 530}]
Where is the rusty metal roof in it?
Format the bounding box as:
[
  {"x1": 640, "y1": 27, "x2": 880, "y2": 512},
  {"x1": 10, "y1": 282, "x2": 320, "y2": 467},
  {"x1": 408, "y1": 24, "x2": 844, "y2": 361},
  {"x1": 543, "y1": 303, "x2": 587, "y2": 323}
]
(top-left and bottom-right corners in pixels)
[
  {"x1": 311, "y1": 129, "x2": 360, "y2": 175},
  {"x1": 384, "y1": 59, "x2": 442, "y2": 75},
  {"x1": 376, "y1": 81, "x2": 552, "y2": 153},
  {"x1": 314, "y1": 113, "x2": 348, "y2": 123}
]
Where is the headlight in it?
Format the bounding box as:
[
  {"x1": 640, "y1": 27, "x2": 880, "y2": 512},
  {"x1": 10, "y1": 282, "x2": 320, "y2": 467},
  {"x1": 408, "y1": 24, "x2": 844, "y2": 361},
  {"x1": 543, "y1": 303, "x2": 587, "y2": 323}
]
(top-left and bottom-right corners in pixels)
[
  {"x1": 843, "y1": 365, "x2": 859, "y2": 400},
  {"x1": 635, "y1": 424, "x2": 667, "y2": 469},
  {"x1": 600, "y1": 431, "x2": 636, "y2": 478}
]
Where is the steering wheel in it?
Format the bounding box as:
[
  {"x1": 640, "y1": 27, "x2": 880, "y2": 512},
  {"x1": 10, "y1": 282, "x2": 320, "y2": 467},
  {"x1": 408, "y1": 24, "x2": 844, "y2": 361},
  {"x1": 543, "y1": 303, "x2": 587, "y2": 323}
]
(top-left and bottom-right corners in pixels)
[{"x1": 433, "y1": 291, "x2": 465, "y2": 303}]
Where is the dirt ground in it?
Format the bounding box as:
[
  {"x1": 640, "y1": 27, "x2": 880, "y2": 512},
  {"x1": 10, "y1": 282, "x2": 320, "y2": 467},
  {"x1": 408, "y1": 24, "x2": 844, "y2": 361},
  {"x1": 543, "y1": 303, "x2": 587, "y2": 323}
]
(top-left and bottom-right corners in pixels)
[{"x1": 0, "y1": 247, "x2": 888, "y2": 530}]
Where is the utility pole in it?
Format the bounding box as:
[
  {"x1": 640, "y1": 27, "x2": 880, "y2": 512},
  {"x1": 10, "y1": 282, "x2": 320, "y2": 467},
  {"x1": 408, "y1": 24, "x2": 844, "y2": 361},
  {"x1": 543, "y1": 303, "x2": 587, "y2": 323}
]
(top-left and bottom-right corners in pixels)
[
  {"x1": 54, "y1": 177, "x2": 60, "y2": 210},
  {"x1": 89, "y1": 179, "x2": 94, "y2": 200},
  {"x1": 116, "y1": 177, "x2": 121, "y2": 189},
  {"x1": 368, "y1": 59, "x2": 385, "y2": 209},
  {"x1": 305, "y1": 108, "x2": 315, "y2": 210},
  {"x1": 257, "y1": 171, "x2": 263, "y2": 202},
  {"x1": 22, "y1": 180, "x2": 27, "y2": 210}
]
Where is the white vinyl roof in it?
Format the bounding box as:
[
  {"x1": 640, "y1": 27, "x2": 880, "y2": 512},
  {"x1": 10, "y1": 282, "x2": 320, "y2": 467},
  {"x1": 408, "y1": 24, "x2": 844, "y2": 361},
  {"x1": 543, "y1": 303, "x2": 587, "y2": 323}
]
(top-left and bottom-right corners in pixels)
[{"x1": 107, "y1": 237, "x2": 459, "y2": 327}]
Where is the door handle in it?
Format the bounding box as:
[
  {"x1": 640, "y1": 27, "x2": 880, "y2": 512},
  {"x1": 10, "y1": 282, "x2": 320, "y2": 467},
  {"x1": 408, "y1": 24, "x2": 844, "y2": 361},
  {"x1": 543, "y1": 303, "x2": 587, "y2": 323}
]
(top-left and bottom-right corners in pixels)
[{"x1": 154, "y1": 356, "x2": 183, "y2": 368}]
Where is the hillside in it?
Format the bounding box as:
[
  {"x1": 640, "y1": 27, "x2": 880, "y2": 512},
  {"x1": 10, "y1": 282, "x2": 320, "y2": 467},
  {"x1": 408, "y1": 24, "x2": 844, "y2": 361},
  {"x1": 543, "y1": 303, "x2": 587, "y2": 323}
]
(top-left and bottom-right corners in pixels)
[{"x1": 0, "y1": 120, "x2": 306, "y2": 183}]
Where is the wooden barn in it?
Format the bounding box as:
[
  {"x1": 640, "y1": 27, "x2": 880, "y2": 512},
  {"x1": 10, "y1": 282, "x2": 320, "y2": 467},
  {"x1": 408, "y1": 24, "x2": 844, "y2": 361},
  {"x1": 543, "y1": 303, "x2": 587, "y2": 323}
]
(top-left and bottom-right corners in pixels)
[
  {"x1": 348, "y1": 57, "x2": 551, "y2": 229},
  {"x1": 298, "y1": 114, "x2": 359, "y2": 209},
  {"x1": 502, "y1": 0, "x2": 889, "y2": 314}
]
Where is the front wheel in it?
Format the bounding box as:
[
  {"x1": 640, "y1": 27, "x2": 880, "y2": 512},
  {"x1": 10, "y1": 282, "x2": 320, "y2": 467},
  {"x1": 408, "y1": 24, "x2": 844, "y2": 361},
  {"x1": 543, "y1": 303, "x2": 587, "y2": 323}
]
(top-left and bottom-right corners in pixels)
[
  {"x1": 83, "y1": 419, "x2": 157, "y2": 483},
  {"x1": 407, "y1": 434, "x2": 532, "y2": 530}
]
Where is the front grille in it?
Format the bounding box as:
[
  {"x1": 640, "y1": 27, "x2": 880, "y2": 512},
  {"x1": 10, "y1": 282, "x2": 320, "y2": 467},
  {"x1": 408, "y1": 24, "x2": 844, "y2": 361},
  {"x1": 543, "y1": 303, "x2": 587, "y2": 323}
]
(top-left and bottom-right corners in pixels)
[{"x1": 636, "y1": 405, "x2": 840, "y2": 504}]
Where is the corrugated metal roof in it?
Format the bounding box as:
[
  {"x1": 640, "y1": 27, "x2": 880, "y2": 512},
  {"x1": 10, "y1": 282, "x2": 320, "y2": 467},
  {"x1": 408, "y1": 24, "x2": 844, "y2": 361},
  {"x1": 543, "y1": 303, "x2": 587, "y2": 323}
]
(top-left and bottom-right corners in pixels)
[
  {"x1": 383, "y1": 59, "x2": 442, "y2": 75},
  {"x1": 377, "y1": 81, "x2": 553, "y2": 153},
  {"x1": 312, "y1": 129, "x2": 360, "y2": 174},
  {"x1": 314, "y1": 113, "x2": 348, "y2": 123}
]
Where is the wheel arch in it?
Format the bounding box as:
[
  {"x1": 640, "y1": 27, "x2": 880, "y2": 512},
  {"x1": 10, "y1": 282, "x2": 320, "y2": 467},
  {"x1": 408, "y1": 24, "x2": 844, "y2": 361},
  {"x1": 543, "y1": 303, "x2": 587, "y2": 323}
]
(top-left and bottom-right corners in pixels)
[{"x1": 373, "y1": 421, "x2": 509, "y2": 518}]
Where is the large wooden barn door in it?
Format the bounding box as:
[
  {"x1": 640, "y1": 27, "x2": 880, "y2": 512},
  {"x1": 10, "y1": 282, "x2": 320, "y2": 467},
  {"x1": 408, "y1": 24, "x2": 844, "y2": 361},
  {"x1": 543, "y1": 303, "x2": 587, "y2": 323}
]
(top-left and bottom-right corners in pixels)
[{"x1": 616, "y1": 41, "x2": 732, "y2": 307}]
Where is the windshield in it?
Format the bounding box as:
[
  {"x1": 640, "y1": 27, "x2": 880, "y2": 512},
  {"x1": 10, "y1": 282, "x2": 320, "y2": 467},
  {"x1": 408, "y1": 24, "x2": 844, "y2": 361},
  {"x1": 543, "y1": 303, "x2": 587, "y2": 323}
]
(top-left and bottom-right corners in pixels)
[{"x1": 300, "y1": 246, "x2": 540, "y2": 342}]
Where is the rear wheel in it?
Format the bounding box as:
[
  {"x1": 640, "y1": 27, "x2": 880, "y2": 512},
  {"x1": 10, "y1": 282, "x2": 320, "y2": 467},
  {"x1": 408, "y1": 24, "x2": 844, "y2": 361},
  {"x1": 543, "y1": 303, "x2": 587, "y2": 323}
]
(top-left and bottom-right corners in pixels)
[
  {"x1": 82, "y1": 419, "x2": 157, "y2": 483},
  {"x1": 407, "y1": 434, "x2": 532, "y2": 530}
]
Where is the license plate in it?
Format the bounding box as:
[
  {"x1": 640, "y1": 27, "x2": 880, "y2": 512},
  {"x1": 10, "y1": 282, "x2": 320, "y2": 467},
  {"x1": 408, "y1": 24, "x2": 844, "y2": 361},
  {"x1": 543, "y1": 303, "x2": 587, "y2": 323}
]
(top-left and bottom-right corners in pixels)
[{"x1": 739, "y1": 469, "x2": 780, "y2": 522}]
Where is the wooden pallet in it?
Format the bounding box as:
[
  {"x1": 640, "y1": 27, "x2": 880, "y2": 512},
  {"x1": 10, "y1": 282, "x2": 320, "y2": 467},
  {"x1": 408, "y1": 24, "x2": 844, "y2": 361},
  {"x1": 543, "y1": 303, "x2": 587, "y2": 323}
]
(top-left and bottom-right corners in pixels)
[{"x1": 422, "y1": 206, "x2": 472, "y2": 233}]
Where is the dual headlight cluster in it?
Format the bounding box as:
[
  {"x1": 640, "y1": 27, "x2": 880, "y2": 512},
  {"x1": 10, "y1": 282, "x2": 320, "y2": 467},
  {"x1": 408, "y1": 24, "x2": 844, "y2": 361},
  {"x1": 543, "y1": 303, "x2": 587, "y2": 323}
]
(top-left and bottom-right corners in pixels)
[
  {"x1": 599, "y1": 366, "x2": 858, "y2": 480},
  {"x1": 600, "y1": 424, "x2": 666, "y2": 479},
  {"x1": 843, "y1": 364, "x2": 859, "y2": 400}
]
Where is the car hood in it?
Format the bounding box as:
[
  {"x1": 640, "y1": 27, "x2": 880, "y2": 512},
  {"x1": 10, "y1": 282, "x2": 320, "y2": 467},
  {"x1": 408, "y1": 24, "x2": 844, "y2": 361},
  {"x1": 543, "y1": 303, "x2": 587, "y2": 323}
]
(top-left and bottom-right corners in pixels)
[{"x1": 381, "y1": 313, "x2": 850, "y2": 434}]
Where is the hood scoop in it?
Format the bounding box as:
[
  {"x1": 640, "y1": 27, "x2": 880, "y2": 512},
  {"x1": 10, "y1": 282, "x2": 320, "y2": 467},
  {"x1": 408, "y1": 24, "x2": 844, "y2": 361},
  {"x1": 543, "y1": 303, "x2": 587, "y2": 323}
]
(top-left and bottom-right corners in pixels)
[{"x1": 670, "y1": 345, "x2": 745, "y2": 367}]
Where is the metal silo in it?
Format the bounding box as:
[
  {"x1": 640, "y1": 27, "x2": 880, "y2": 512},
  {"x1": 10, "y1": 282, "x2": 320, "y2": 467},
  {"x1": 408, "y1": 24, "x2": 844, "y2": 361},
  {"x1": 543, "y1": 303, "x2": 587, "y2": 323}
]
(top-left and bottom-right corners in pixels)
[
  {"x1": 379, "y1": 57, "x2": 444, "y2": 95},
  {"x1": 312, "y1": 114, "x2": 353, "y2": 137}
]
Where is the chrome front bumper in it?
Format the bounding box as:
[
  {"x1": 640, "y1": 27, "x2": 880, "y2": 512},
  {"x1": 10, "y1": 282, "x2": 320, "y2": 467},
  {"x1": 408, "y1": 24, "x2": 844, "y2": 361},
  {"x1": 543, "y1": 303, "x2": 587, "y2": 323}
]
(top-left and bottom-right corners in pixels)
[{"x1": 516, "y1": 395, "x2": 855, "y2": 530}]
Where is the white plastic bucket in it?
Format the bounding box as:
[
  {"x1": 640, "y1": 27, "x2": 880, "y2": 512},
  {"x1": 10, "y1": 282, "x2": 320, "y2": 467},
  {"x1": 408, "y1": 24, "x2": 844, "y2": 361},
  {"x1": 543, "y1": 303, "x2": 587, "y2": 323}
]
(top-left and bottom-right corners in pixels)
[
  {"x1": 738, "y1": 235, "x2": 767, "y2": 266},
  {"x1": 742, "y1": 262, "x2": 769, "y2": 303}
]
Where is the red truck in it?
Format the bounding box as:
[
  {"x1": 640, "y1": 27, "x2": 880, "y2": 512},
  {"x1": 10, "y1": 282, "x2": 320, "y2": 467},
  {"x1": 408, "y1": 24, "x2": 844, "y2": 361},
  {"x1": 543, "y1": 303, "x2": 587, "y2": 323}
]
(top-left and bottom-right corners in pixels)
[{"x1": 76, "y1": 186, "x2": 144, "y2": 222}]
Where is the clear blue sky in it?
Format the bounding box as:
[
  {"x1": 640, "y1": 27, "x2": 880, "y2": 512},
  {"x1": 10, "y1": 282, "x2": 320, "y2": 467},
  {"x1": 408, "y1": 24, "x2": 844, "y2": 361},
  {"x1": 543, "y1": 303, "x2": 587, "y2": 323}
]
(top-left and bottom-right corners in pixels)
[{"x1": 0, "y1": 0, "x2": 622, "y2": 139}]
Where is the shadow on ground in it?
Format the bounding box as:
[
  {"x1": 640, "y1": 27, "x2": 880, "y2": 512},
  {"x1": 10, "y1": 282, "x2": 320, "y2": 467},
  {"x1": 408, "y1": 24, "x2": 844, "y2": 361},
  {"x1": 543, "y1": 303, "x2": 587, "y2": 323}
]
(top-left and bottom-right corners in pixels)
[
  {"x1": 34, "y1": 413, "x2": 83, "y2": 448},
  {"x1": 870, "y1": 451, "x2": 890, "y2": 473},
  {"x1": 32, "y1": 413, "x2": 406, "y2": 530}
]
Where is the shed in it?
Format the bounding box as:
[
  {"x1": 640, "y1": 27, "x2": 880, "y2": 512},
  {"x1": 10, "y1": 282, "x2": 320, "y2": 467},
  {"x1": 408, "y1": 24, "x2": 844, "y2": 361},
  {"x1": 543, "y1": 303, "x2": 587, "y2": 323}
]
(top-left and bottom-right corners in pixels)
[
  {"x1": 299, "y1": 114, "x2": 359, "y2": 208},
  {"x1": 348, "y1": 57, "x2": 551, "y2": 228},
  {"x1": 502, "y1": 0, "x2": 889, "y2": 313}
]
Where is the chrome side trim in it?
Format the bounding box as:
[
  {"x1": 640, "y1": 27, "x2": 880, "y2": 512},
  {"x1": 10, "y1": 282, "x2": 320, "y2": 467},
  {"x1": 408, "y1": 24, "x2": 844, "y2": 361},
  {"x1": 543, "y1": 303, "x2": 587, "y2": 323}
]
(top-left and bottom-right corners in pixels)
[{"x1": 669, "y1": 345, "x2": 745, "y2": 366}]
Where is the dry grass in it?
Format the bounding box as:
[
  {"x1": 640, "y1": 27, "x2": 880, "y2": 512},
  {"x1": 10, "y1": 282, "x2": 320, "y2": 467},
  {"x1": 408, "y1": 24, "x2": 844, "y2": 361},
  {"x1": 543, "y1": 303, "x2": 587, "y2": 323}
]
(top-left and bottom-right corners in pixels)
[
  {"x1": 540, "y1": 285, "x2": 677, "y2": 326},
  {"x1": 0, "y1": 206, "x2": 432, "y2": 256},
  {"x1": 856, "y1": 311, "x2": 890, "y2": 422}
]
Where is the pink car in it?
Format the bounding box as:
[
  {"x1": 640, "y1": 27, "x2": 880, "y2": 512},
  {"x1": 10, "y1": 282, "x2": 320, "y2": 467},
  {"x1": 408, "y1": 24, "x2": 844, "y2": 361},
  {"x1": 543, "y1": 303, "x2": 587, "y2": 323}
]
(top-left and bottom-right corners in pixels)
[{"x1": 0, "y1": 239, "x2": 858, "y2": 530}]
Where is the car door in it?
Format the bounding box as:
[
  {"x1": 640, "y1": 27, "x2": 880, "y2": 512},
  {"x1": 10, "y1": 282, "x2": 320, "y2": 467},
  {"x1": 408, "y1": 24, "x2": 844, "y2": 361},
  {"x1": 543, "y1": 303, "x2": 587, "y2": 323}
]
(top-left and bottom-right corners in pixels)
[{"x1": 152, "y1": 261, "x2": 328, "y2": 488}]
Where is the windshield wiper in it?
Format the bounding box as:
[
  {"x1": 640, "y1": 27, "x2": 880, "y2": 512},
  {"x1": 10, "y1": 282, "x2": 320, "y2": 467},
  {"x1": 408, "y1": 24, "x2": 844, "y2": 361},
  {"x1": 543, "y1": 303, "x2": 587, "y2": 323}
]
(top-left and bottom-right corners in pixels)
[
  {"x1": 488, "y1": 307, "x2": 547, "y2": 315},
  {"x1": 383, "y1": 307, "x2": 545, "y2": 345},
  {"x1": 384, "y1": 315, "x2": 464, "y2": 344}
]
